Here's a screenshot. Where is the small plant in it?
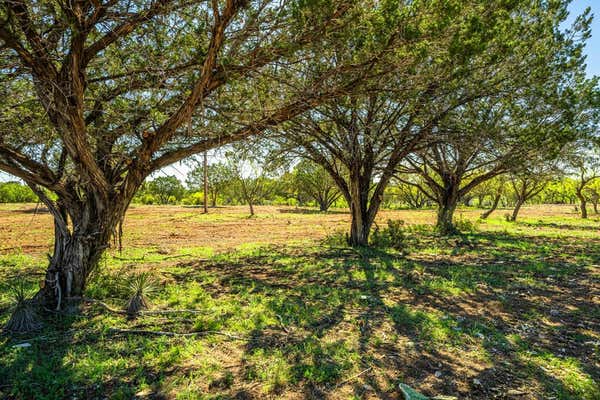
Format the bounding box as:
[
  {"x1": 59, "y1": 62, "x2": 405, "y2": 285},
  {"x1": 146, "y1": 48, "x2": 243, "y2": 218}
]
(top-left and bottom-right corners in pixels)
[
  {"x1": 3, "y1": 279, "x2": 42, "y2": 333},
  {"x1": 371, "y1": 219, "x2": 406, "y2": 250},
  {"x1": 322, "y1": 229, "x2": 348, "y2": 247},
  {"x1": 454, "y1": 215, "x2": 477, "y2": 232},
  {"x1": 124, "y1": 272, "x2": 157, "y2": 317}
]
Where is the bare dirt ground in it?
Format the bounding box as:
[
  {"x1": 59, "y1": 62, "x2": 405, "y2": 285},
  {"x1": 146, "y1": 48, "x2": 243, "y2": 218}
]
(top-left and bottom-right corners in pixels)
[{"x1": 0, "y1": 203, "x2": 585, "y2": 256}]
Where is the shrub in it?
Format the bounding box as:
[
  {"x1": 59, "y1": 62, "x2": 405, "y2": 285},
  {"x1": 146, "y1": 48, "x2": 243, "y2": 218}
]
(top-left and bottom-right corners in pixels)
[{"x1": 371, "y1": 219, "x2": 406, "y2": 250}]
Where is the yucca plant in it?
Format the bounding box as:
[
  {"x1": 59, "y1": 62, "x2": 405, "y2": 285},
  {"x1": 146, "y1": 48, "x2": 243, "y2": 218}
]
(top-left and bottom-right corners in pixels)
[
  {"x1": 124, "y1": 272, "x2": 156, "y2": 317},
  {"x1": 4, "y1": 279, "x2": 43, "y2": 333}
]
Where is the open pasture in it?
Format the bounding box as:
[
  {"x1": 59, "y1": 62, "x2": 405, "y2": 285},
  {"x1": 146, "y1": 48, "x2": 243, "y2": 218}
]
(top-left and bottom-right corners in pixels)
[{"x1": 1, "y1": 204, "x2": 598, "y2": 399}]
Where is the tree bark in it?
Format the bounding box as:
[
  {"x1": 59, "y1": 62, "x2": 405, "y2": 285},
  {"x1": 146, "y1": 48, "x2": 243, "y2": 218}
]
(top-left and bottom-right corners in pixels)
[
  {"x1": 436, "y1": 187, "x2": 459, "y2": 234},
  {"x1": 347, "y1": 177, "x2": 373, "y2": 247},
  {"x1": 510, "y1": 199, "x2": 523, "y2": 221},
  {"x1": 576, "y1": 190, "x2": 588, "y2": 219},
  {"x1": 481, "y1": 192, "x2": 501, "y2": 219},
  {"x1": 35, "y1": 194, "x2": 125, "y2": 310}
]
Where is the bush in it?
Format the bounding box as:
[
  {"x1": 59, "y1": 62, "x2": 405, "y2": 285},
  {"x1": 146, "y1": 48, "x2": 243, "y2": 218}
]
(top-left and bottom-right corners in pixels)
[
  {"x1": 371, "y1": 219, "x2": 406, "y2": 251},
  {"x1": 0, "y1": 182, "x2": 38, "y2": 203},
  {"x1": 453, "y1": 214, "x2": 478, "y2": 232},
  {"x1": 182, "y1": 192, "x2": 205, "y2": 205}
]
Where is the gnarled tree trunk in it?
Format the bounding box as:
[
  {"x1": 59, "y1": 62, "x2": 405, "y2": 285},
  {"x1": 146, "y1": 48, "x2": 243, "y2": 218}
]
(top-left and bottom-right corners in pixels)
[
  {"x1": 32, "y1": 189, "x2": 130, "y2": 311},
  {"x1": 576, "y1": 189, "x2": 588, "y2": 219},
  {"x1": 481, "y1": 191, "x2": 501, "y2": 219},
  {"x1": 348, "y1": 179, "x2": 372, "y2": 247},
  {"x1": 436, "y1": 184, "x2": 460, "y2": 235}
]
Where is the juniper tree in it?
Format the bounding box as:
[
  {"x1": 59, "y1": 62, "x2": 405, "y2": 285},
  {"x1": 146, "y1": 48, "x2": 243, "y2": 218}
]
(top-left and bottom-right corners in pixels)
[
  {"x1": 278, "y1": 0, "x2": 585, "y2": 245},
  {"x1": 0, "y1": 0, "x2": 379, "y2": 324}
]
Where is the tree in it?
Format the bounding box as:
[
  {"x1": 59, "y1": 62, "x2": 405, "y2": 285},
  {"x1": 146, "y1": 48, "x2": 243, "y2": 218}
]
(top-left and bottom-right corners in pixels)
[
  {"x1": 278, "y1": 0, "x2": 591, "y2": 244},
  {"x1": 292, "y1": 160, "x2": 341, "y2": 211},
  {"x1": 479, "y1": 176, "x2": 507, "y2": 219},
  {"x1": 0, "y1": 181, "x2": 38, "y2": 203},
  {"x1": 398, "y1": 58, "x2": 595, "y2": 233},
  {"x1": 0, "y1": 0, "x2": 381, "y2": 326},
  {"x1": 186, "y1": 161, "x2": 231, "y2": 208},
  {"x1": 223, "y1": 149, "x2": 276, "y2": 216},
  {"x1": 508, "y1": 163, "x2": 558, "y2": 221},
  {"x1": 387, "y1": 177, "x2": 431, "y2": 209},
  {"x1": 146, "y1": 175, "x2": 185, "y2": 204},
  {"x1": 565, "y1": 142, "x2": 600, "y2": 218}
]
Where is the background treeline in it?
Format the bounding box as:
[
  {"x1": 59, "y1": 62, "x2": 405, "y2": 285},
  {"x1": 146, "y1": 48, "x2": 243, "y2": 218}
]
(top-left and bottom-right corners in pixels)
[{"x1": 4, "y1": 161, "x2": 599, "y2": 214}]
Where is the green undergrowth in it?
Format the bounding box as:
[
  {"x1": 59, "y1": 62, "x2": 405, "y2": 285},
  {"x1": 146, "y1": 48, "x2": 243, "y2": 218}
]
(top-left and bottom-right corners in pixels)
[{"x1": 0, "y1": 214, "x2": 598, "y2": 399}]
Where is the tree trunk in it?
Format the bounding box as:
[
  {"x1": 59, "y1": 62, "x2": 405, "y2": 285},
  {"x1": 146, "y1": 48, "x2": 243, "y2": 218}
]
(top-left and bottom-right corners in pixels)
[
  {"x1": 318, "y1": 198, "x2": 329, "y2": 212},
  {"x1": 203, "y1": 152, "x2": 208, "y2": 214},
  {"x1": 248, "y1": 201, "x2": 255, "y2": 216},
  {"x1": 481, "y1": 192, "x2": 501, "y2": 219},
  {"x1": 576, "y1": 190, "x2": 587, "y2": 219},
  {"x1": 593, "y1": 201, "x2": 598, "y2": 214},
  {"x1": 35, "y1": 196, "x2": 122, "y2": 310},
  {"x1": 436, "y1": 187, "x2": 459, "y2": 234},
  {"x1": 347, "y1": 178, "x2": 373, "y2": 247},
  {"x1": 510, "y1": 199, "x2": 523, "y2": 221}
]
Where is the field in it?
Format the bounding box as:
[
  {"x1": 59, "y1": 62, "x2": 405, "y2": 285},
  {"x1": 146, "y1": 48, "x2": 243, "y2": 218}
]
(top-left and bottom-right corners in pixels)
[{"x1": 0, "y1": 204, "x2": 599, "y2": 399}]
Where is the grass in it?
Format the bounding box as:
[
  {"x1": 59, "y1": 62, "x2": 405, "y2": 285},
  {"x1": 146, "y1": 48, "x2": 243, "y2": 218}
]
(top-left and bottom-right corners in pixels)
[{"x1": 0, "y1": 204, "x2": 599, "y2": 399}]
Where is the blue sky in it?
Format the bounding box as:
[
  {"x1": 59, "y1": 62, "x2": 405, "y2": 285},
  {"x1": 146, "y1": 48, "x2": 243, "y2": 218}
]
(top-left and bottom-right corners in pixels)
[{"x1": 568, "y1": 0, "x2": 600, "y2": 77}]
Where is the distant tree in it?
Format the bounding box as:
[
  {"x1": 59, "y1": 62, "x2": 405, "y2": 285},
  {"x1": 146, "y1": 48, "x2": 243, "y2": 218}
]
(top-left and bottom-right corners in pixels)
[
  {"x1": 146, "y1": 176, "x2": 185, "y2": 205},
  {"x1": 186, "y1": 162, "x2": 231, "y2": 208},
  {"x1": 564, "y1": 142, "x2": 600, "y2": 218},
  {"x1": 0, "y1": 181, "x2": 38, "y2": 203},
  {"x1": 508, "y1": 163, "x2": 558, "y2": 221},
  {"x1": 224, "y1": 150, "x2": 276, "y2": 216},
  {"x1": 388, "y1": 177, "x2": 430, "y2": 209},
  {"x1": 292, "y1": 160, "x2": 341, "y2": 211},
  {"x1": 540, "y1": 178, "x2": 577, "y2": 204},
  {"x1": 479, "y1": 176, "x2": 508, "y2": 219}
]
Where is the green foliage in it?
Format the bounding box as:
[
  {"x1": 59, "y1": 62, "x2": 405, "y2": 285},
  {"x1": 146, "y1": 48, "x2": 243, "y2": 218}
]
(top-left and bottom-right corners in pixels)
[
  {"x1": 125, "y1": 272, "x2": 157, "y2": 317},
  {"x1": 0, "y1": 182, "x2": 37, "y2": 203},
  {"x1": 371, "y1": 219, "x2": 407, "y2": 250},
  {"x1": 135, "y1": 176, "x2": 185, "y2": 205}
]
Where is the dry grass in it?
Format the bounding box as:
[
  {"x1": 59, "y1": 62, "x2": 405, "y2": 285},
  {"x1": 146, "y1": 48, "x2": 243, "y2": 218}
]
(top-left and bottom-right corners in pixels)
[{"x1": 0, "y1": 203, "x2": 586, "y2": 256}]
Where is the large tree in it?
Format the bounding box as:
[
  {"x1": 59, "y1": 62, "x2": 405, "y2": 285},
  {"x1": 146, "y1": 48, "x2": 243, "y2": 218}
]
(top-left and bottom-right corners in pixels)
[
  {"x1": 278, "y1": 0, "x2": 586, "y2": 245},
  {"x1": 0, "y1": 0, "x2": 382, "y2": 325}
]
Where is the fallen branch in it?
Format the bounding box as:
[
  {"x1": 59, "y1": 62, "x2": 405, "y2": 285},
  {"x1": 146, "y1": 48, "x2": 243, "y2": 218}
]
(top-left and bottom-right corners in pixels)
[
  {"x1": 68, "y1": 297, "x2": 209, "y2": 316},
  {"x1": 330, "y1": 367, "x2": 372, "y2": 390},
  {"x1": 108, "y1": 327, "x2": 245, "y2": 340},
  {"x1": 68, "y1": 297, "x2": 127, "y2": 315}
]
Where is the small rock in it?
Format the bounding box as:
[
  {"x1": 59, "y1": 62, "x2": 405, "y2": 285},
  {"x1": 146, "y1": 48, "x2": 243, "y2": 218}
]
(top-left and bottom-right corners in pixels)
[
  {"x1": 362, "y1": 384, "x2": 373, "y2": 391},
  {"x1": 507, "y1": 389, "x2": 526, "y2": 396},
  {"x1": 434, "y1": 370, "x2": 443, "y2": 378},
  {"x1": 473, "y1": 378, "x2": 482, "y2": 386},
  {"x1": 13, "y1": 342, "x2": 31, "y2": 348},
  {"x1": 549, "y1": 309, "x2": 560, "y2": 316}
]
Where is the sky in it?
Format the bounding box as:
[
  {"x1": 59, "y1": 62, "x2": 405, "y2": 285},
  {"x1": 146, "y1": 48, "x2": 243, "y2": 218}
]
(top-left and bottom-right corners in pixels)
[
  {"x1": 568, "y1": 0, "x2": 600, "y2": 77},
  {"x1": 1, "y1": 1, "x2": 599, "y2": 183}
]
